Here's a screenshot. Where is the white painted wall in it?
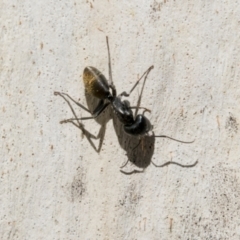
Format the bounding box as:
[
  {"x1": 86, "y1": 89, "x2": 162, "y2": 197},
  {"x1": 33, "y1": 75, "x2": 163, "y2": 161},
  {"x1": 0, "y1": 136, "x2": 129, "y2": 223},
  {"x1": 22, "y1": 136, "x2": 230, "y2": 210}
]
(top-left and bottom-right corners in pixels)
[{"x1": 1, "y1": 0, "x2": 240, "y2": 239}]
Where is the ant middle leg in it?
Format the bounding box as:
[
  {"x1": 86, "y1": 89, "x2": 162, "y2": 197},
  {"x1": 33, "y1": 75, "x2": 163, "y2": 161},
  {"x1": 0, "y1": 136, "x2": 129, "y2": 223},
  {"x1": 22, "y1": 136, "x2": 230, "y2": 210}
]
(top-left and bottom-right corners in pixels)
[
  {"x1": 54, "y1": 91, "x2": 108, "y2": 152},
  {"x1": 54, "y1": 91, "x2": 83, "y2": 128},
  {"x1": 54, "y1": 91, "x2": 110, "y2": 121},
  {"x1": 54, "y1": 91, "x2": 91, "y2": 114}
]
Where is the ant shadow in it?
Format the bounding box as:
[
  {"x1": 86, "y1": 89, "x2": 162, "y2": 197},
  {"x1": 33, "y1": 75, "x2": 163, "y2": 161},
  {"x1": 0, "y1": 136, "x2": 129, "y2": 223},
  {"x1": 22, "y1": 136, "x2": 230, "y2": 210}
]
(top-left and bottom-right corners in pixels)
[{"x1": 112, "y1": 112, "x2": 155, "y2": 173}]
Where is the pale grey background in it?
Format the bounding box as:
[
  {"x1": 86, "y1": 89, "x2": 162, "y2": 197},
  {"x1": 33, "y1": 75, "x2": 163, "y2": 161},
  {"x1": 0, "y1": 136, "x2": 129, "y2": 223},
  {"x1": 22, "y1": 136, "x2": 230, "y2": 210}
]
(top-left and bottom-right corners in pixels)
[{"x1": 1, "y1": 0, "x2": 240, "y2": 239}]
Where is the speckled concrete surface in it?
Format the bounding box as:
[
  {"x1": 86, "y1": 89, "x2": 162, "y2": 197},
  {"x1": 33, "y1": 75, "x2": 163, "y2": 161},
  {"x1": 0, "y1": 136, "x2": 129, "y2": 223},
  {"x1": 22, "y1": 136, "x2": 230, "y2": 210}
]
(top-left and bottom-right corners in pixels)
[{"x1": 1, "y1": 0, "x2": 240, "y2": 239}]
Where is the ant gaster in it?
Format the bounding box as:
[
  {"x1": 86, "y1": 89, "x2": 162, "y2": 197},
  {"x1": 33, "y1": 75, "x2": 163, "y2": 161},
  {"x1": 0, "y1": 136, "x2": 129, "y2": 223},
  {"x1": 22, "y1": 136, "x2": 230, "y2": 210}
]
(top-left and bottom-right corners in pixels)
[{"x1": 54, "y1": 37, "x2": 197, "y2": 172}]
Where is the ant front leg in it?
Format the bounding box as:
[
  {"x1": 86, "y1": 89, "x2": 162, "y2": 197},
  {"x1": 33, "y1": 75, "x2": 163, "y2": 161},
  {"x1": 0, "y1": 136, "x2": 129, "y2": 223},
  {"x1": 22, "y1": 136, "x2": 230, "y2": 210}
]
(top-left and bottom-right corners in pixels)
[
  {"x1": 120, "y1": 65, "x2": 154, "y2": 117},
  {"x1": 119, "y1": 65, "x2": 154, "y2": 97}
]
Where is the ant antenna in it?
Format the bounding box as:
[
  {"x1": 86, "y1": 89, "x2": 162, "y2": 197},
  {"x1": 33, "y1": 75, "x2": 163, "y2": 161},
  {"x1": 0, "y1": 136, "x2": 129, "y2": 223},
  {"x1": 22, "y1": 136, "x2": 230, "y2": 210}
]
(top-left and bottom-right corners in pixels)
[
  {"x1": 154, "y1": 134, "x2": 195, "y2": 144},
  {"x1": 151, "y1": 160, "x2": 198, "y2": 168},
  {"x1": 106, "y1": 36, "x2": 113, "y2": 86}
]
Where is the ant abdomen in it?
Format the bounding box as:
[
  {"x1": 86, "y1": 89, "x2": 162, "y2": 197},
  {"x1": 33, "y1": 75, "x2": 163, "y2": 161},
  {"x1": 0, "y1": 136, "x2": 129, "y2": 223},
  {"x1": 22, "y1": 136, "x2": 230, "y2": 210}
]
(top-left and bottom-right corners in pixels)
[{"x1": 83, "y1": 66, "x2": 110, "y2": 99}]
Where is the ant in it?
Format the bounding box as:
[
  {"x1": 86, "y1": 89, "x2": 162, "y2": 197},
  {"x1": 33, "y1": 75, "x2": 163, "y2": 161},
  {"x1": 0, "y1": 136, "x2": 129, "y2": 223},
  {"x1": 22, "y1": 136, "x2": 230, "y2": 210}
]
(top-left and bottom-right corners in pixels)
[{"x1": 54, "y1": 37, "x2": 197, "y2": 173}]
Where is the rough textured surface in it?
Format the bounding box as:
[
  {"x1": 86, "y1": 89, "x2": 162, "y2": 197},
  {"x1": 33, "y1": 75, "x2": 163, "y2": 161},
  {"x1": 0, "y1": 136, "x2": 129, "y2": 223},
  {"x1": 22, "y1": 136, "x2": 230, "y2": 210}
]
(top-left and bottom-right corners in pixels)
[{"x1": 1, "y1": 0, "x2": 240, "y2": 239}]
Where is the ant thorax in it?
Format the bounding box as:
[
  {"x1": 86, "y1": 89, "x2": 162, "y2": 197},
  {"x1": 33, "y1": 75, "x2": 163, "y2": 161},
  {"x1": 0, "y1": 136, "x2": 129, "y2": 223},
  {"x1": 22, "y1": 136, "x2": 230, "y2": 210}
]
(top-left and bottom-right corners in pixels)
[{"x1": 111, "y1": 97, "x2": 134, "y2": 125}]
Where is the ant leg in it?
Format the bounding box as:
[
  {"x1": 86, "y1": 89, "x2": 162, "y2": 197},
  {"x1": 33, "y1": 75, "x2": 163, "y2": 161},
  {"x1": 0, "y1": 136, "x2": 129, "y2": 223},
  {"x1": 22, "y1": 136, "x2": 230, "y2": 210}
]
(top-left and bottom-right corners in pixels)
[
  {"x1": 130, "y1": 106, "x2": 151, "y2": 113},
  {"x1": 61, "y1": 102, "x2": 110, "y2": 122},
  {"x1": 151, "y1": 160, "x2": 198, "y2": 168},
  {"x1": 119, "y1": 65, "x2": 154, "y2": 97},
  {"x1": 66, "y1": 119, "x2": 105, "y2": 152},
  {"x1": 54, "y1": 91, "x2": 83, "y2": 128},
  {"x1": 134, "y1": 67, "x2": 153, "y2": 117},
  {"x1": 121, "y1": 66, "x2": 153, "y2": 117},
  {"x1": 54, "y1": 91, "x2": 90, "y2": 113},
  {"x1": 54, "y1": 92, "x2": 107, "y2": 152},
  {"x1": 54, "y1": 91, "x2": 110, "y2": 122}
]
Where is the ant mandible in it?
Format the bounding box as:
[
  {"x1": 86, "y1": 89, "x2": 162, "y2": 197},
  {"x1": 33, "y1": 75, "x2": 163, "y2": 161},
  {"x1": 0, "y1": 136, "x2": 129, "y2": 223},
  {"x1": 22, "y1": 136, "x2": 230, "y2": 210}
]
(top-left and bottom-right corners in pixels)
[{"x1": 54, "y1": 37, "x2": 196, "y2": 171}]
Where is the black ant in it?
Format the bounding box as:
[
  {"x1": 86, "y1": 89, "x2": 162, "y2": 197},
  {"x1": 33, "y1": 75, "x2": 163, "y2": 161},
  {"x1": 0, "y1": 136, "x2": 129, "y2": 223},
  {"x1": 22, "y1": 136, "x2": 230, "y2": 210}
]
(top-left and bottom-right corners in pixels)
[{"x1": 54, "y1": 37, "x2": 197, "y2": 173}]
